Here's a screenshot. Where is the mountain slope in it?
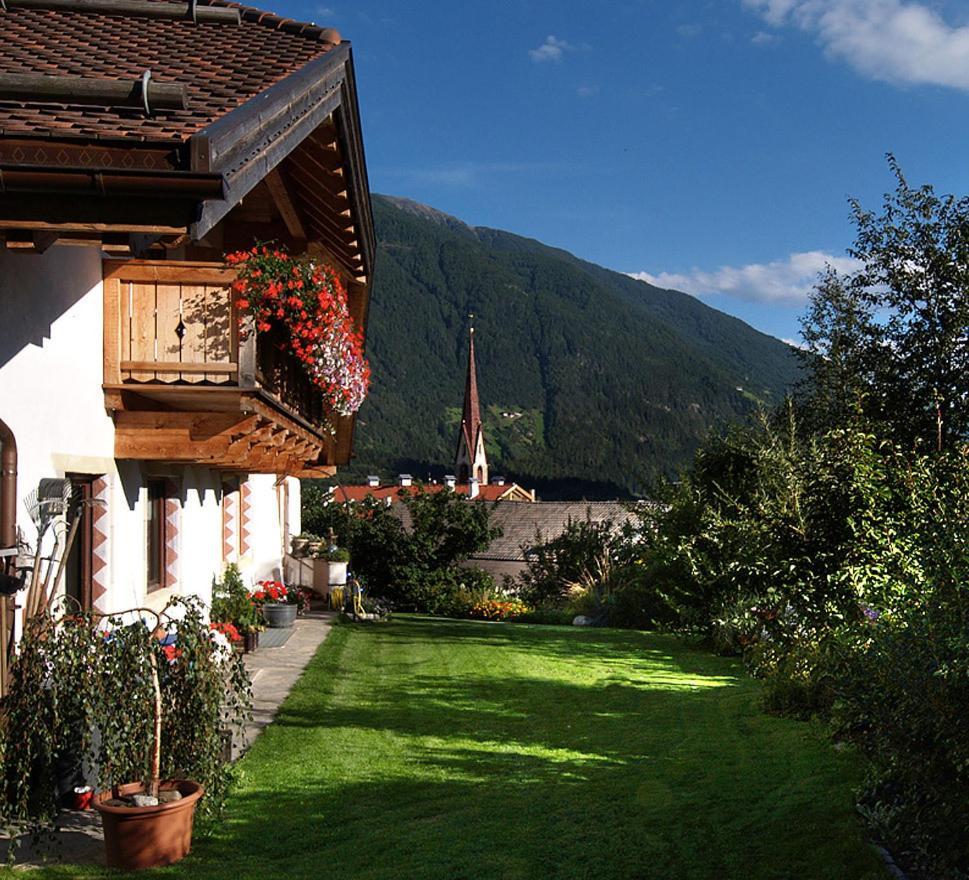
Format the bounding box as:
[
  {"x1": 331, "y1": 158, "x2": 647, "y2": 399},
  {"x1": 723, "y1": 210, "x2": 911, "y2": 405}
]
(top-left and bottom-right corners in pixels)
[{"x1": 349, "y1": 195, "x2": 802, "y2": 498}]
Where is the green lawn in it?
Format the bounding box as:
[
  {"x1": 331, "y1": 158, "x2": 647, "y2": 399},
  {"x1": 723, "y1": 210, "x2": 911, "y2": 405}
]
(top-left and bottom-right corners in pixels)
[{"x1": 18, "y1": 617, "x2": 887, "y2": 880}]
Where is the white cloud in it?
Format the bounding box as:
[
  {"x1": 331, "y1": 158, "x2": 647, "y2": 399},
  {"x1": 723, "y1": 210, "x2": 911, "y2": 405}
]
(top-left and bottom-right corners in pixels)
[
  {"x1": 576, "y1": 84, "x2": 599, "y2": 98},
  {"x1": 529, "y1": 35, "x2": 574, "y2": 63},
  {"x1": 751, "y1": 29, "x2": 782, "y2": 45},
  {"x1": 629, "y1": 250, "x2": 860, "y2": 304},
  {"x1": 382, "y1": 160, "x2": 580, "y2": 189},
  {"x1": 315, "y1": 5, "x2": 336, "y2": 18},
  {"x1": 743, "y1": 0, "x2": 969, "y2": 91}
]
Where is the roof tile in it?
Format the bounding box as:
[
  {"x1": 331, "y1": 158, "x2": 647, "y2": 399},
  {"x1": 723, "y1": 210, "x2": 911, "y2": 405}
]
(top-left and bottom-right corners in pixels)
[{"x1": 0, "y1": 1, "x2": 337, "y2": 142}]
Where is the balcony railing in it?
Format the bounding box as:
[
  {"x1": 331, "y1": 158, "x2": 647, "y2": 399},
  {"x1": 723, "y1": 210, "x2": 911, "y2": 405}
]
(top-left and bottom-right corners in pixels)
[
  {"x1": 103, "y1": 260, "x2": 329, "y2": 437},
  {"x1": 254, "y1": 325, "x2": 327, "y2": 429}
]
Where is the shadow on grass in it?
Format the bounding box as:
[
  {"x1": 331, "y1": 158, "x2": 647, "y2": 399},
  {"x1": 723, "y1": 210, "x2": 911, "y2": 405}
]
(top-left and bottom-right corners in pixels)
[
  {"x1": 23, "y1": 618, "x2": 886, "y2": 880},
  {"x1": 376, "y1": 615, "x2": 738, "y2": 675}
]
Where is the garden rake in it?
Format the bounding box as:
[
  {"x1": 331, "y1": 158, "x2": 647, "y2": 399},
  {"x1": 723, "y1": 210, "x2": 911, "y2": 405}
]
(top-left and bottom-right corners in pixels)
[{"x1": 22, "y1": 478, "x2": 71, "y2": 619}]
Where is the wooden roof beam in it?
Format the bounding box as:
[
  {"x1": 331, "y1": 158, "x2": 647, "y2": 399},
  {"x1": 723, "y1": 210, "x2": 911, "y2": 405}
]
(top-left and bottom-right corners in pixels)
[{"x1": 264, "y1": 168, "x2": 307, "y2": 244}]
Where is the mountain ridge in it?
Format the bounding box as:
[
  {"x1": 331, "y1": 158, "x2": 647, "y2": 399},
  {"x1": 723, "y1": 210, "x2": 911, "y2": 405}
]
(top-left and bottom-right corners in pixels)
[{"x1": 347, "y1": 195, "x2": 802, "y2": 498}]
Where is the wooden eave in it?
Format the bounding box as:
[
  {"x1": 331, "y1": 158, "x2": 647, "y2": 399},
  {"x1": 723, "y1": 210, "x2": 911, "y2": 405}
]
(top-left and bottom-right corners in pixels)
[
  {"x1": 187, "y1": 42, "x2": 375, "y2": 280},
  {"x1": 0, "y1": 43, "x2": 375, "y2": 281}
]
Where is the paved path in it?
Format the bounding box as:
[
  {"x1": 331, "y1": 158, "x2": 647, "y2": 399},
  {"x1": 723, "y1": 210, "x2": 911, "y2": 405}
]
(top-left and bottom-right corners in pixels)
[
  {"x1": 8, "y1": 608, "x2": 335, "y2": 869},
  {"x1": 236, "y1": 608, "x2": 334, "y2": 758}
]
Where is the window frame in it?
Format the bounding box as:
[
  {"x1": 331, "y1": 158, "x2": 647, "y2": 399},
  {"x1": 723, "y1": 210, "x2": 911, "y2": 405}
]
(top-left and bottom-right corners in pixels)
[{"x1": 146, "y1": 479, "x2": 166, "y2": 593}]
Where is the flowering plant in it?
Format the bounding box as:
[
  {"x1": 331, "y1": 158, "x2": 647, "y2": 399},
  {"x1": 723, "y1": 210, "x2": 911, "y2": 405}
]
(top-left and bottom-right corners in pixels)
[
  {"x1": 468, "y1": 598, "x2": 530, "y2": 621},
  {"x1": 209, "y1": 621, "x2": 242, "y2": 643},
  {"x1": 292, "y1": 586, "x2": 314, "y2": 614},
  {"x1": 227, "y1": 245, "x2": 370, "y2": 417},
  {"x1": 252, "y1": 581, "x2": 299, "y2": 605}
]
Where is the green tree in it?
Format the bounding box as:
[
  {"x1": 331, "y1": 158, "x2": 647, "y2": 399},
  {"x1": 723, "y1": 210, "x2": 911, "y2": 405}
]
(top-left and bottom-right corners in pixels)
[
  {"x1": 801, "y1": 157, "x2": 969, "y2": 450},
  {"x1": 301, "y1": 482, "x2": 499, "y2": 610}
]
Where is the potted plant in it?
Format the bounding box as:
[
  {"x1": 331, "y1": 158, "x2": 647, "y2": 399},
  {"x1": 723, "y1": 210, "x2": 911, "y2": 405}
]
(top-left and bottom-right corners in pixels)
[
  {"x1": 312, "y1": 545, "x2": 350, "y2": 597},
  {"x1": 252, "y1": 580, "x2": 298, "y2": 629},
  {"x1": 290, "y1": 533, "x2": 319, "y2": 558},
  {"x1": 0, "y1": 597, "x2": 251, "y2": 870},
  {"x1": 240, "y1": 621, "x2": 263, "y2": 653},
  {"x1": 211, "y1": 563, "x2": 264, "y2": 652}
]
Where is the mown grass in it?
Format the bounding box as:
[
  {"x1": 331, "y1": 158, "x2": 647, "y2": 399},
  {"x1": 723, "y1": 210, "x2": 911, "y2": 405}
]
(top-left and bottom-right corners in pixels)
[{"x1": 14, "y1": 617, "x2": 887, "y2": 879}]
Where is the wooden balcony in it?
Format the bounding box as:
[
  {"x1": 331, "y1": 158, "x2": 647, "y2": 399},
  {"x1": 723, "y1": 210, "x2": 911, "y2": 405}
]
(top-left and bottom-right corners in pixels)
[{"x1": 102, "y1": 260, "x2": 348, "y2": 476}]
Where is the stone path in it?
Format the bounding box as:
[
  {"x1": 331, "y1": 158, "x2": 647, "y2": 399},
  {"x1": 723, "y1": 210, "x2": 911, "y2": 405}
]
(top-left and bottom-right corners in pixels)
[
  {"x1": 235, "y1": 607, "x2": 334, "y2": 759},
  {"x1": 7, "y1": 608, "x2": 335, "y2": 870}
]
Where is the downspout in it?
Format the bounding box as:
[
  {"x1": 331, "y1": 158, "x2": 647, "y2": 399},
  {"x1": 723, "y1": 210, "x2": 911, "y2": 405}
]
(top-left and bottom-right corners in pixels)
[
  {"x1": 0, "y1": 418, "x2": 16, "y2": 550},
  {"x1": 0, "y1": 419, "x2": 16, "y2": 698}
]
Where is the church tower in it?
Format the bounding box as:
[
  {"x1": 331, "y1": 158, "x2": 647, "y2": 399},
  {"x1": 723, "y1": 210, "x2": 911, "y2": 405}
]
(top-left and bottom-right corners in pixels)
[{"x1": 455, "y1": 324, "x2": 489, "y2": 485}]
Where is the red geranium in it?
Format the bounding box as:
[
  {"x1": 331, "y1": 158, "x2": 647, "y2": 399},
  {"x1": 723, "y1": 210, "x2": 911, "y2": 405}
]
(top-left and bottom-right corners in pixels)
[
  {"x1": 252, "y1": 580, "x2": 290, "y2": 605},
  {"x1": 209, "y1": 621, "x2": 242, "y2": 643},
  {"x1": 227, "y1": 246, "x2": 370, "y2": 418}
]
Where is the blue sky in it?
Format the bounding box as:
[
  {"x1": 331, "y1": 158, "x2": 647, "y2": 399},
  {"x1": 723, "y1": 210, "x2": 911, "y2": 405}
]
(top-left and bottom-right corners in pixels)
[{"x1": 288, "y1": 0, "x2": 969, "y2": 343}]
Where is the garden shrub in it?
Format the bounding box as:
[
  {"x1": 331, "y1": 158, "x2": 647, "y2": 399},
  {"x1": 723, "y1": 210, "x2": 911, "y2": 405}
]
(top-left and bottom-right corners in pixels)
[
  {"x1": 826, "y1": 449, "x2": 969, "y2": 879},
  {"x1": 507, "y1": 608, "x2": 574, "y2": 626},
  {"x1": 302, "y1": 484, "x2": 501, "y2": 615},
  {"x1": 518, "y1": 517, "x2": 618, "y2": 609},
  {"x1": 637, "y1": 414, "x2": 969, "y2": 875}
]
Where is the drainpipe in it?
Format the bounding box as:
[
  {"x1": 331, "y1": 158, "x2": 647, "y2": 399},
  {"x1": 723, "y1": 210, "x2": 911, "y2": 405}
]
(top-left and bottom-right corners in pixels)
[{"x1": 0, "y1": 418, "x2": 16, "y2": 550}]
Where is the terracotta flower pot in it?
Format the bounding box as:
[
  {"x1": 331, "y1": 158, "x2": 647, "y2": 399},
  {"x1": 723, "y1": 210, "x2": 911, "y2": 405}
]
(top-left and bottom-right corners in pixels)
[
  {"x1": 262, "y1": 602, "x2": 297, "y2": 628},
  {"x1": 94, "y1": 779, "x2": 204, "y2": 870}
]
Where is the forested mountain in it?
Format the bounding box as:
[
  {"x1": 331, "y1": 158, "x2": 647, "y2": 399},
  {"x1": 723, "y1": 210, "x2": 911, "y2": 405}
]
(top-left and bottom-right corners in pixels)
[{"x1": 347, "y1": 195, "x2": 802, "y2": 498}]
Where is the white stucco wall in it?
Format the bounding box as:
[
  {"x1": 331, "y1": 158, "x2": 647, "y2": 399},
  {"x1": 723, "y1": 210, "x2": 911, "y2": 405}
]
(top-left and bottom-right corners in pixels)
[
  {"x1": 0, "y1": 246, "x2": 114, "y2": 541},
  {"x1": 0, "y1": 247, "x2": 298, "y2": 624},
  {"x1": 238, "y1": 474, "x2": 300, "y2": 586}
]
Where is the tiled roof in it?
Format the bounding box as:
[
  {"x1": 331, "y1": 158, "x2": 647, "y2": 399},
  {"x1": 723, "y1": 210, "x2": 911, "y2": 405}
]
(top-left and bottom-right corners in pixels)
[
  {"x1": 333, "y1": 483, "x2": 531, "y2": 504},
  {"x1": 0, "y1": 1, "x2": 339, "y2": 141},
  {"x1": 469, "y1": 501, "x2": 641, "y2": 562}
]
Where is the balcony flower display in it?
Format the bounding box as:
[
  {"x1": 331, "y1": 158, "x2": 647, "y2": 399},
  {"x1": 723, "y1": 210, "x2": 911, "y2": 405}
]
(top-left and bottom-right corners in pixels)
[{"x1": 227, "y1": 246, "x2": 370, "y2": 416}]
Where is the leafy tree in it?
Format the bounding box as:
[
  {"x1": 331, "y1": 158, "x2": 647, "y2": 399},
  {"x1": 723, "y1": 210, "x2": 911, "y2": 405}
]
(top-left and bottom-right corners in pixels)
[
  {"x1": 801, "y1": 157, "x2": 969, "y2": 449},
  {"x1": 404, "y1": 488, "x2": 500, "y2": 571},
  {"x1": 301, "y1": 482, "x2": 499, "y2": 610}
]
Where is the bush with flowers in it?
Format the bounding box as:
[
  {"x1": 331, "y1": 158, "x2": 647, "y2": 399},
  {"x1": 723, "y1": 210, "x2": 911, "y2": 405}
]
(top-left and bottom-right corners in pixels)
[
  {"x1": 226, "y1": 245, "x2": 370, "y2": 418},
  {"x1": 291, "y1": 586, "x2": 314, "y2": 615},
  {"x1": 467, "y1": 598, "x2": 530, "y2": 622},
  {"x1": 209, "y1": 620, "x2": 242, "y2": 644},
  {"x1": 211, "y1": 563, "x2": 263, "y2": 636}
]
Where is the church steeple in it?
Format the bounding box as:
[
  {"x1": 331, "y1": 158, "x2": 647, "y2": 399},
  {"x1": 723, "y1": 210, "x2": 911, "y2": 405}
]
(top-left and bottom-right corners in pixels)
[{"x1": 456, "y1": 321, "x2": 489, "y2": 486}]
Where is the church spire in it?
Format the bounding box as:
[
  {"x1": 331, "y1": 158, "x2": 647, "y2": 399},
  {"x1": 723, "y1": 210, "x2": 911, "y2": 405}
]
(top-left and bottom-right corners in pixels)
[{"x1": 456, "y1": 319, "x2": 488, "y2": 486}]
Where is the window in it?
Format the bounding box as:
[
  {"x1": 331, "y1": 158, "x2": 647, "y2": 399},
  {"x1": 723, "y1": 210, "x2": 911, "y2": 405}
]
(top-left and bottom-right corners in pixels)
[
  {"x1": 147, "y1": 480, "x2": 166, "y2": 592},
  {"x1": 65, "y1": 475, "x2": 95, "y2": 612}
]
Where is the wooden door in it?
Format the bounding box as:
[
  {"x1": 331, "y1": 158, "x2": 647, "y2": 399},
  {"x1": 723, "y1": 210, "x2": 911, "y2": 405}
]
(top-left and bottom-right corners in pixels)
[{"x1": 65, "y1": 475, "x2": 95, "y2": 613}]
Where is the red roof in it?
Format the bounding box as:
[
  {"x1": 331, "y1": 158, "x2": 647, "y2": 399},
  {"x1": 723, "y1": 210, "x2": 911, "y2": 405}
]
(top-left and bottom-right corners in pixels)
[
  {"x1": 333, "y1": 484, "x2": 529, "y2": 504},
  {"x1": 0, "y1": 0, "x2": 340, "y2": 142}
]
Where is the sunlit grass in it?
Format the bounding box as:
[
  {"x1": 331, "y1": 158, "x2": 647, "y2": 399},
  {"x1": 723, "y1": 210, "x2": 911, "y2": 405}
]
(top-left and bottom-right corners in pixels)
[{"x1": 13, "y1": 617, "x2": 887, "y2": 880}]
